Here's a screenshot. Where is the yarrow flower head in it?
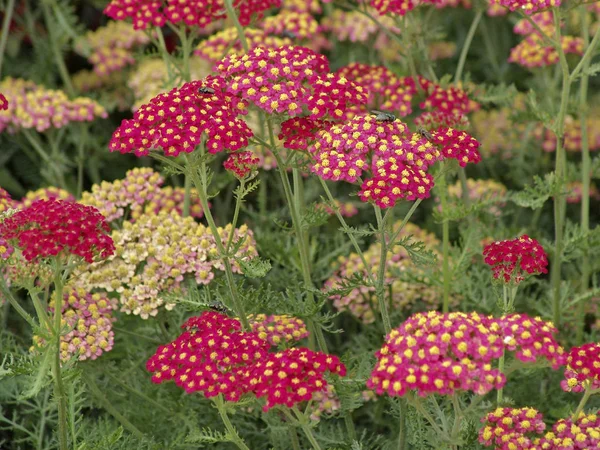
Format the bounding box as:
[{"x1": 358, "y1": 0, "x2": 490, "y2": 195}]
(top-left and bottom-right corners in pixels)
[
  {"x1": 32, "y1": 288, "x2": 117, "y2": 361},
  {"x1": 77, "y1": 21, "x2": 149, "y2": 77},
  {"x1": 0, "y1": 78, "x2": 107, "y2": 133},
  {"x1": 109, "y1": 76, "x2": 253, "y2": 157},
  {"x1": 479, "y1": 407, "x2": 546, "y2": 450},
  {"x1": 368, "y1": 311, "x2": 506, "y2": 397},
  {"x1": 368, "y1": 311, "x2": 564, "y2": 398},
  {"x1": 561, "y1": 343, "x2": 600, "y2": 393},
  {"x1": 0, "y1": 199, "x2": 114, "y2": 263},
  {"x1": 490, "y1": 0, "x2": 561, "y2": 15},
  {"x1": 483, "y1": 235, "x2": 548, "y2": 283},
  {"x1": 146, "y1": 311, "x2": 270, "y2": 401},
  {"x1": 246, "y1": 347, "x2": 346, "y2": 411},
  {"x1": 216, "y1": 45, "x2": 329, "y2": 117},
  {"x1": 74, "y1": 211, "x2": 257, "y2": 318},
  {"x1": 248, "y1": 314, "x2": 309, "y2": 346},
  {"x1": 224, "y1": 151, "x2": 261, "y2": 179},
  {"x1": 429, "y1": 127, "x2": 482, "y2": 167},
  {"x1": 535, "y1": 413, "x2": 600, "y2": 449}
]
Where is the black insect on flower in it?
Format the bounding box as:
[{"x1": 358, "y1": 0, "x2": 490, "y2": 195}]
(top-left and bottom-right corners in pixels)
[
  {"x1": 208, "y1": 300, "x2": 230, "y2": 314},
  {"x1": 198, "y1": 86, "x2": 215, "y2": 95},
  {"x1": 370, "y1": 110, "x2": 396, "y2": 122},
  {"x1": 417, "y1": 127, "x2": 434, "y2": 141}
]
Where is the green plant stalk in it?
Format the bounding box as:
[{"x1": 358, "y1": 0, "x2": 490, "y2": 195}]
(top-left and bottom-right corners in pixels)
[
  {"x1": 576, "y1": 7, "x2": 592, "y2": 344},
  {"x1": 344, "y1": 412, "x2": 357, "y2": 442},
  {"x1": 0, "y1": 277, "x2": 38, "y2": 329},
  {"x1": 397, "y1": 399, "x2": 407, "y2": 450},
  {"x1": 83, "y1": 373, "x2": 146, "y2": 440},
  {"x1": 550, "y1": 7, "x2": 571, "y2": 329},
  {"x1": 0, "y1": 0, "x2": 15, "y2": 77},
  {"x1": 408, "y1": 394, "x2": 448, "y2": 440},
  {"x1": 226, "y1": 179, "x2": 245, "y2": 252},
  {"x1": 292, "y1": 407, "x2": 322, "y2": 450},
  {"x1": 185, "y1": 152, "x2": 250, "y2": 330},
  {"x1": 572, "y1": 382, "x2": 596, "y2": 420},
  {"x1": 454, "y1": 9, "x2": 483, "y2": 83},
  {"x1": 76, "y1": 124, "x2": 90, "y2": 198},
  {"x1": 214, "y1": 395, "x2": 251, "y2": 450},
  {"x1": 28, "y1": 287, "x2": 53, "y2": 332},
  {"x1": 438, "y1": 165, "x2": 451, "y2": 313},
  {"x1": 289, "y1": 425, "x2": 301, "y2": 450},
  {"x1": 266, "y1": 118, "x2": 328, "y2": 352},
  {"x1": 223, "y1": 0, "x2": 249, "y2": 52},
  {"x1": 450, "y1": 394, "x2": 464, "y2": 443},
  {"x1": 42, "y1": 2, "x2": 74, "y2": 96},
  {"x1": 458, "y1": 169, "x2": 471, "y2": 208},
  {"x1": 374, "y1": 206, "x2": 392, "y2": 334},
  {"x1": 51, "y1": 271, "x2": 68, "y2": 450}
]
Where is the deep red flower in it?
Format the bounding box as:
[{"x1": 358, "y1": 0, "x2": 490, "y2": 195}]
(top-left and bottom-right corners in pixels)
[
  {"x1": 109, "y1": 76, "x2": 253, "y2": 157},
  {"x1": 430, "y1": 127, "x2": 481, "y2": 167},
  {"x1": 483, "y1": 235, "x2": 548, "y2": 283},
  {"x1": 224, "y1": 151, "x2": 260, "y2": 179},
  {"x1": 561, "y1": 342, "x2": 600, "y2": 393},
  {"x1": 0, "y1": 93, "x2": 8, "y2": 111},
  {"x1": 0, "y1": 199, "x2": 114, "y2": 263}
]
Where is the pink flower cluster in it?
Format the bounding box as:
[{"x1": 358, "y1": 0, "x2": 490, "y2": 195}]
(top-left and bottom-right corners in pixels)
[
  {"x1": 483, "y1": 235, "x2": 548, "y2": 283},
  {"x1": 81, "y1": 167, "x2": 204, "y2": 223},
  {"x1": 0, "y1": 93, "x2": 7, "y2": 110},
  {"x1": 0, "y1": 78, "x2": 107, "y2": 133},
  {"x1": 78, "y1": 21, "x2": 149, "y2": 77},
  {"x1": 261, "y1": 11, "x2": 319, "y2": 40},
  {"x1": 146, "y1": 311, "x2": 346, "y2": 409},
  {"x1": 480, "y1": 409, "x2": 600, "y2": 449},
  {"x1": 224, "y1": 151, "x2": 261, "y2": 179},
  {"x1": 33, "y1": 288, "x2": 117, "y2": 361},
  {"x1": 326, "y1": 222, "x2": 442, "y2": 323},
  {"x1": 0, "y1": 199, "x2": 114, "y2": 263},
  {"x1": 479, "y1": 407, "x2": 547, "y2": 450},
  {"x1": 490, "y1": 0, "x2": 561, "y2": 14},
  {"x1": 74, "y1": 211, "x2": 257, "y2": 318},
  {"x1": 368, "y1": 311, "x2": 565, "y2": 397},
  {"x1": 249, "y1": 314, "x2": 309, "y2": 346},
  {"x1": 509, "y1": 35, "x2": 583, "y2": 68},
  {"x1": 109, "y1": 77, "x2": 252, "y2": 157},
  {"x1": 430, "y1": 127, "x2": 482, "y2": 167},
  {"x1": 561, "y1": 343, "x2": 600, "y2": 393}
]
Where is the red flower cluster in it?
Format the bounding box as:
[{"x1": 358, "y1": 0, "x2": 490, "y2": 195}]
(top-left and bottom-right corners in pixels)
[
  {"x1": 370, "y1": 0, "x2": 416, "y2": 16},
  {"x1": 499, "y1": 314, "x2": 566, "y2": 369},
  {"x1": 561, "y1": 343, "x2": 600, "y2": 393},
  {"x1": 105, "y1": 0, "x2": 277, "y2": 29},
  {"x1": 109, "y1": 77, "x2": 253, "y2": 157},
  {"x1": 419, "y1": 85, "x2": 476, "y2": 119},
  {"x1": 217, "y1": 46, "x2": 330, "y2": 117},
  {"x1": 0, "y1": 199, "x2": 114, "y2": 263},
  {"x1": 535, "y1": 413, "x2": 600, "y2": 449},
  {"x1": 368, "y1": 311, "x2": 564, "y2": 398},
  {"x1": 479, "y1": 407, "x2": 546, "y2": 450},
  {"x1": 306, "y1": 73, "x2": 368, "y2": 119},
  {"x1": 430, "y1": 127, "x2": 482, "y2": 167},
  {"x1": 224, "y1": 151, "x2": 260, "y2": 179},
  {"x1": 246, "y1": 347, "x2": 346, "y2": 411},
  {"x1": 147, "y1": 312, "x2": 346, "y2": 408},
  {"x1": 146, "y1": 312, "x2": 270, "y2": 401},
  {"x1": 0, "y1": 92, "x2": 7, "y2": 110},
  {"x1": 368, "y1": 311, "x2": 506, "y2": 397},
  {"x1": 483, "y1": 235, "x2": 548, "y2": 283},
  {"x1": 279, "y1": 117, "x2": 331, "y2": 150}
]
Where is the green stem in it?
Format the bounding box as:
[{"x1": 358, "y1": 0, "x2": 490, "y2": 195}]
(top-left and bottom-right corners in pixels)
[
  {"x1": 0, "y1": 277, "x2": 38, "y2": 329},
  {"x1": 42, "y1": 2, "x2": 74, "y2": 96},
  {"x1": 21, "y1": 130, "x2": 66, "y2": 189},
  {"x1": 450, "y1": 394, "x2": 463, "y2": 442},
  {"x1": 184, "y1": 152, "x2": 250, "y2": 330},
  {"x1": 344, "y1": 412, "x2": 357, "y2": 442},
  {"x1": 550, "y1": 7, "x2": 571, "y2": 329},
  {"x1": 0, "y1": 0, "x2": 15, "y2": 77},
  {"x1": 153, "y1": 27, "x2": 176, "y2": 84},
  {"x1": 83, "y1": 373, "x2": 146, "y2": 440},
  {"x1": 292, "y1": 407, "x2": 322, "y2": 450},
  {"x1": 577, "y1": 8, "x2": 592, "y2": 344},
  {"x1": 289, "y1": 425, "x2": 301, "y2": 450},
  {"x1": 214, "y1": 395, "x2": 250, "y2": 450},
  {"x1": 568, "y1": 25, "x2": 600, "y2": 83},
  {"x1": 223, "y1": 0, "x2": 248, "y2": 52},
  {"x1": 454, "y1": 9, "x2": 483, "y2": 83},
  {"x1": 374, "y1": 207, "x2": 392, "y2": 334},
  {"x1": 267, "y1": 117, "x2": 328, "y2": 352},
  {"x1": 51, "y1": 271, "x2": 68, "y2": 450},
  {"x1": 397, "y1": 399, "x2": 407, "y2": 450},
  {"x1": 572, "y1": 382, "x2": 596, "y2": 420},
  {"x1": 458, "y1": 169, "x2": 471, "y2": 208},
  {"x1": 226, "y1": 179, "x2": 245, "y2": 252},
  {"x1": 408, "y1": 394, "x2": 448, "y2": 440},
  {"x1": 76, "y1": 124, "x2": 89, "y2": 198},
  {"x1": 438, "y1": 165, "x2": 451, "y2": 313},
  {"x1": 183, "y1": 172, "x2": 192, "y2": 218}
]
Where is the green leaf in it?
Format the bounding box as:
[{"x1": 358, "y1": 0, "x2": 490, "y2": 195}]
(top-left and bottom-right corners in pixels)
[
  {"x1": 510, "y1": 173, "x2": 561, "y2": 209},
  {"x1": 237, "y1": 256, "x2": 272, "y2": 278}
]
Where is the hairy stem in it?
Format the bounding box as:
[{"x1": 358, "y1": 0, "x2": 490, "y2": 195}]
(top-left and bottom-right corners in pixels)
[
  {"x1": 223, "y1": 0, "x2": 248, "y2": 52},
  {"x1": 438, "y1": 165, "x2": 452, "y2": 313},
  {"x1": 42, "y1": 2, "x2": 74, "y2": 96},
  {"x1": 0, "y1": 0, "x2": 15, "y2": 78},
  {"x1": 51, "y1": 272, "x2": 69, "y2": 450},
  {"x1": 454, "y1": 9, "x2": 484, "y2": 83},
  {"x1": 214, "y1": 395, "x2": 250, "y2": 450},
  {"x1": 374, "y1": 207, "x2": 392, "y2": 334}
]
